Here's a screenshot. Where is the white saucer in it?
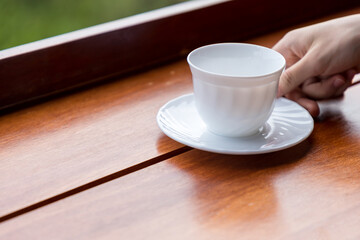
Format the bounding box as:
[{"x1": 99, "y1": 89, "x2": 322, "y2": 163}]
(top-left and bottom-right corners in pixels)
[{"x1": 157, "y1": 94, "x2": 314, "y2": 155}]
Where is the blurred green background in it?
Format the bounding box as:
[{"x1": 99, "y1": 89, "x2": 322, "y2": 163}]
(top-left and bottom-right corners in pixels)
[{"x1": 0, "y1": 0, "x2": 188, "y2": 50}]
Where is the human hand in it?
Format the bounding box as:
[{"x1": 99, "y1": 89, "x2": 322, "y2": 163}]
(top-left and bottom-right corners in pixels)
[{"x1": 273, "y1": 14, "x2": 360, "y2": 117}]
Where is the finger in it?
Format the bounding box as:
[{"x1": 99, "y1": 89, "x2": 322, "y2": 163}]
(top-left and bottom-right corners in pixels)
[
  {"x1": 285, "y1": 89, "x2": 320, "y2": 117},
  {"x1": 278, "y1": 54, "x2": 316, "y2": 97},
  {"x1": 334, "y1": 69, "x2": 357, "y2": 96},
  {"x1": 302, "y1": 74, "x2": 346, "y2": 99},
  {"x1": 302, "y1": 68, "x2": 357, "y2": 99},
  {"x1": 296, "y1": 97, "x2": 320, "y2": 118}
]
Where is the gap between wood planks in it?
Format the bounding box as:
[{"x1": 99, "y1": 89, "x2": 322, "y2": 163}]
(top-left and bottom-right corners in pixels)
[
  {"x1": 0, "y1": 146, "x2": 192, "y2": 223},
  {"x1": 1, "y1": 80, "x2": 359, "y2": 223}
]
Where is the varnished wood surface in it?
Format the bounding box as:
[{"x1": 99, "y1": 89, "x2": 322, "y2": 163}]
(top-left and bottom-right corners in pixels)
[
  {"x1": 1, "y1": 84, "x2": 359, "y2": 239},
  {"x1": 0, "y1": 0, "x2": 358, "y2": 110},
  {"x1": 0, "y1": 60, "x2": 191, "y2": 218},
  {"x1": 0, "y1": 6, "x2": 360, "y2": 239}
]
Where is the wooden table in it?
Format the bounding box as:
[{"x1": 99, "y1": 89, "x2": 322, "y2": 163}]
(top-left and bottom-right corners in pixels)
[{"x1": 1, "y1": 7, "x2": 360, "y2": 240}]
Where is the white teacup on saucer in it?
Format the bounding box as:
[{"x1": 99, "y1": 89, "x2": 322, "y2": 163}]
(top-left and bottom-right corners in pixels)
[{"x1": 157, "y1": 94, "x2": 313, "y2": 155}]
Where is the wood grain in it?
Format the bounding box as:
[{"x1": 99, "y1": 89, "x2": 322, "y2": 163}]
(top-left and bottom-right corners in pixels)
[
  {"x1": 0, "y1": 0, "x2": 359, "y2": 110},
  {"x1": 0, "y1": 60, "x2": 192, "y2": 219},
  {"x1": 1, "y1": 84, "x2": 359, "y2": 239},
  {"x1": 1, "y1": 6, "x2": 359, "y2": 222}
]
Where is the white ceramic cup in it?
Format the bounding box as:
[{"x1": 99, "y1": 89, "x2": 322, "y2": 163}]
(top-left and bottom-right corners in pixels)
[{"x1": 187, "y1": 43, "x2": 286, "y2": 137}]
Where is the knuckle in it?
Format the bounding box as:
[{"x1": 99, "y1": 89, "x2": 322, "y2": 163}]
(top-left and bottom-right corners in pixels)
[
  {"x1": 284, "y1": 29, "x2": 301, "y2": 41},
  {"x1": 284, "y1": 31, "x2": 294, "y2": 39},
  {"x1": 275, "y1": 30, "x2": 299, "y2": 50},
  {"x1": 284, "y1": 30, "x2": 295, "y2": 39},
  {"x1": 281, "y1": 70, "x2": 295, "y2": 88}
]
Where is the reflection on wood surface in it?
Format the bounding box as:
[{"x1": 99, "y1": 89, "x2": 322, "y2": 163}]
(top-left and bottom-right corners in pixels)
[{"x1": 1, "y1": 82, "x2": 359, "y2": 240}]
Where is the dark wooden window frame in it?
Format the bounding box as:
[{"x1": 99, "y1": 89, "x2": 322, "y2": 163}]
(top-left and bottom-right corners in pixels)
[{"x1": 0, "y1": 0, "x2": 359, "y2": 111}]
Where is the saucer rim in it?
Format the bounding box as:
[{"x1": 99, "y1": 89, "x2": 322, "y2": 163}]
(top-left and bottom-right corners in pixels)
[{"x1": 157, "y1": 93, "x2": 314, "y2": 155}]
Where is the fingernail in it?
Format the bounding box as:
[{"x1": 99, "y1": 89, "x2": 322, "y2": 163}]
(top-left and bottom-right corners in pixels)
[{"x1": 333, "y1": 77, "x2": 345, "y2": 88}]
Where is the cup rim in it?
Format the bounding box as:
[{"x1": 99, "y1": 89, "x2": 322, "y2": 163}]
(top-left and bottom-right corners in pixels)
[{"x1": 187, "y1": 42, "x2": 286, "y2": 79}]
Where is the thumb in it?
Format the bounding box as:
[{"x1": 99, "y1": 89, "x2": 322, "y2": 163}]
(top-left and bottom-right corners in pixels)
[{"x1": 278, "y1": 54, "x2": 316, "y2": 96}]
